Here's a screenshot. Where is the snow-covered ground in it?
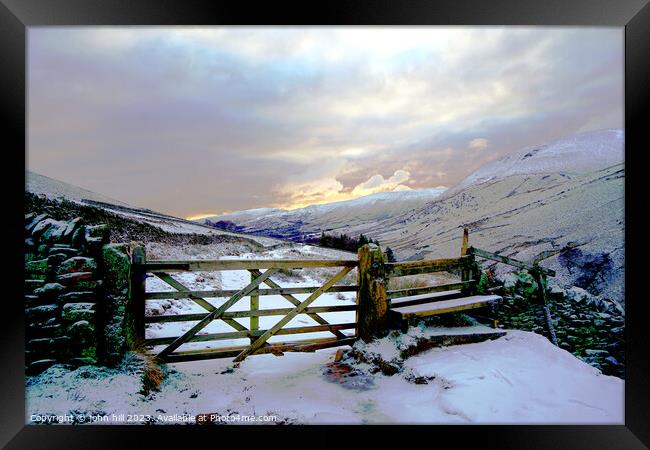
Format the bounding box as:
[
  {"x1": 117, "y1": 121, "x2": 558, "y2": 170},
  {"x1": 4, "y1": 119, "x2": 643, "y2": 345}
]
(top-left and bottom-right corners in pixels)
[
  {"x1": 26, "y1": 329, "x2": 623, "y2": 425},
  {"x1": 23, "y1": 215, "x2": 623, "y2": 425}
]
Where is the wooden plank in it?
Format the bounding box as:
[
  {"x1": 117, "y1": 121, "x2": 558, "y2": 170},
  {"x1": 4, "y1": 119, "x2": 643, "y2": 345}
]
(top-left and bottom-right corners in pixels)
[
  {"x1": 468, "y1": 247, "x2": 556, "y2": 277},
  {"x1": 391, "y1": 294, "x2": 502, "y2": 318},
  {"x1": 233, "y1": 266, "x2": 354, "y2": 362},
  {"x1": 163, "y1": 337, "x2": 357, "y2": 363},
  {"x1": 249, "y1": 272, "x2": 259, "y2": 344},
  {"x1": 146, "y1": 323, "x2": 357, "y2": 345},
  {"x1": 131, "y1": 245, "x2": 147, "y2": 341},
  {"x1": 145, "y1": 305, "x2": 357, "y2": 323},
  {"x1": 532, "y1": 270, "x2": 558, "y2": 346},
  {"x1": 387, "y1": 281, "x2": 473, "y2": 300},
  {"x1": 145, "y1": 304, "x2": 359, "y2": 323},
  {"x1": 389, "y1": 290, "x2": 463, "y2": 308},
  {"x1": 145, "y1": 285, "x2": 357, "y2": 300},
  {"x1": 248, "y1": 269, "x2": 348, "y2": 340},
  {"x1": 356, "y1": 244, "x2": 388, "y2": 342},
  {"x1": 144, "y1": 259, "x2": 358, "y2": 272},
  {"x1": 154, "y1": 268, "x2": 280, "y2": 360},
  {"x1": 386, "y1": 256, "x2": 472, "y2": 277},
  {"x1": 461, "y1": 227, "x2": 469, "y2": 256},
  {"x1": 152, "y1": 272, "x2": 246, "y2": 332}
]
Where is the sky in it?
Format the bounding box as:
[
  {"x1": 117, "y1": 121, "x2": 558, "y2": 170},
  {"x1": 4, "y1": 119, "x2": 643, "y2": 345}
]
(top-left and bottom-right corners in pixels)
[{"x1": 27, "y1": 27, "x2": 623, "y2": 219}]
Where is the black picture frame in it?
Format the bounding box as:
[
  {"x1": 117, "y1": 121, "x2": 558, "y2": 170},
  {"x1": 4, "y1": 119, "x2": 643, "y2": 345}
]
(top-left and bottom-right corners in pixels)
[{"x1": 2, "y1": 0, "x2": 648, "y2": 447}]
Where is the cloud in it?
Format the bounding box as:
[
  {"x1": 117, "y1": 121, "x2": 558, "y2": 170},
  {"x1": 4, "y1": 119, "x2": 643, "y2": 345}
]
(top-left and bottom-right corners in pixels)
[
  {"x1": 272, "y1": 177, "x2": 346, "y2": 210},
  {"x1": 273, "y1": 169, "x2": 413, "y2": 209},
  {"x1": 468, "y1": 138, "x2": 489, "y2": 150},
  {"x1": 26, "y1": 27, "x2": 623, "y2": 217},
  {"x1": 351, "y1": 170, "x2": 412, "y2": 197}
]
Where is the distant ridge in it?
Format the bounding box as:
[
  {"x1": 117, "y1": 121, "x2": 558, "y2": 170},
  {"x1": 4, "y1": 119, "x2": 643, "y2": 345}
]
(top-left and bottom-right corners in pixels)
[{"x1": 26, "y1": 171, "x2": 131, "y2": 207}]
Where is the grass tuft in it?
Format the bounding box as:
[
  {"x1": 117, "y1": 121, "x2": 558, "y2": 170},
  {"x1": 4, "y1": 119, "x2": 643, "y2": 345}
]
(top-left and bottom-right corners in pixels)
[{"x1": 141, "y1": 356, "x2": 165, "y2": 396}]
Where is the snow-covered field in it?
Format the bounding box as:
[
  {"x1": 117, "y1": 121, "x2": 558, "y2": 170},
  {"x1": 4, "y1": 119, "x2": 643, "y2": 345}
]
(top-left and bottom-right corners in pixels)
[{"x1": 25, "y1": 329, "x2": 623, "y2": 425}]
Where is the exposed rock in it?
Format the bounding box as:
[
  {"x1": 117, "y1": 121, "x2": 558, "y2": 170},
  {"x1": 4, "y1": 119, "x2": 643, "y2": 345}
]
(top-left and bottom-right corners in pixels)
[
  {"x1": 85, "y1": 224, "x2": 110, "y2": 250},
  {"x1": 62, "y1": 217, "x2": 83, "y2": 241},
  {"x1": 26, "y1": 359, "x2": 58, "y2": 375},
  {"x1": 558, "y1": 247, "x2": 613, "y2": 296},
  {"x1": 40, "y1": 220, "x2": 68, "y2": 243},
  {"x1": 62, "y1": 302, "x2": 96, "y2": 322},
  {"x1": 33, "y1": 282, "x2": 66, "y2": 299},
  {"x1": 25, "y1": 238, "x2": 36, "y2": 251},
  {"x1": 565, "y1": 286, "x2": 591, "y2": 303},
  {"x1": 26, "y1": 213, "x2": 48, "y2": 233},
  {"x1": 25, "y1": 279, "x2": 45, "y2": 293},
  {"x1": 47, "y1": 247, "x2": 80, "y2": 258},
  {"x1": 56, "y1": 271, "x2": 94, "y2": 284},
  {"x1": 26, "y1": 304, "x2": 59, "y2": 320},
  {"x1": 322, "y1": 362, "x2": 376, "y2": 391},
  {"x1": 25, "y1": 258, "x2": 49, "y2": 276},
  {"x1": 68, "y1": 320, "x2": 95, "y2": 338},
  {"x1": 56, "y1": 257, "x2": 98, "y2": 276},
  {"x1": 71, "y1": 225, "x2": 87, "y2": 249},
  {"x1": 29, "y1": 216, "x2": 54, "y2": 237},
  {"x1": 58, "y1": 291, "x2": 95, "y2": 304}
]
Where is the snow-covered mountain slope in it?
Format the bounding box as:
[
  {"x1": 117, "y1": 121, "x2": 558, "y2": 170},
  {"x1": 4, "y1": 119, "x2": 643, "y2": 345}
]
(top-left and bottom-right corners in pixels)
[
  {"x1": 199, "y1": 188, "x2": 447, "y2": 240},
  {"x1": 197, "y1": 129, "x2": 625, "y2": 302},
  {"x1": 27, "y1": 171, "x2": 131, "y2": 206},
  {"x1": 377, "y1": 164, "x2": 624, "y2": 300},
  {"x1": 450, "y1": 128, "x2": 623, "y2": 193},
  {"x1": 25, "y1": 171, "x2": 285, "y2": 248},
  {"x1": 369, "y1": 129, "x2": 625, "y2": 302}
]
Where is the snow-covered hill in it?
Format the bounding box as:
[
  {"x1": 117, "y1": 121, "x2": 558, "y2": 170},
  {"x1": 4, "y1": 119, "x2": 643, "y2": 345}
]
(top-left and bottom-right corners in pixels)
[
  {"x1": 373, "y1": 129, "x2": 625, "y2": 302},
  {"x1": 27, "y1": 172, "x2": 131, "y2": 206},
  {"x1": 451, "y1": 128, "x2": 624, "y2": 192},
  {"x1": 199, "y1": 188, "x2": 447, "y2": 241},
  {"x1": 196, "y1": 129, "x2": 625, "y2": 303},
  {"x1": 25, "y1": 171, "x2": 285, "y2": 248}
]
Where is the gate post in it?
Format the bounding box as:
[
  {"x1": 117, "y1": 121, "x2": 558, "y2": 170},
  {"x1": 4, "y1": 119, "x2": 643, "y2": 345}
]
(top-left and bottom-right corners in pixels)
[
  {"x1": 130, "y1": 244, "x2": 146, "y2": 343},
  {"x1": 461, "y1": 226, "x2": 469, "y2": 257},
  {"x1": 460, "y1": 227, "x2": 475, "y2": 294},
  {"x1": 356, "y1": 243, "x2": 388, "y2": 342}
]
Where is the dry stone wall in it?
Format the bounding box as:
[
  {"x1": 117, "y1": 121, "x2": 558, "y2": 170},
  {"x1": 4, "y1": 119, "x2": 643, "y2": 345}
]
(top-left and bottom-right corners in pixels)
[{"x1": 25, "y1": 213, "x2": 137, "y2": 375}]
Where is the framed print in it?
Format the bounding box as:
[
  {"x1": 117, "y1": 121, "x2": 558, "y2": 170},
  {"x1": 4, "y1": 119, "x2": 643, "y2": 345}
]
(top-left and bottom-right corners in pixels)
[{"x1": 2, "y1": 0, "x2": 649, "y2": 447}]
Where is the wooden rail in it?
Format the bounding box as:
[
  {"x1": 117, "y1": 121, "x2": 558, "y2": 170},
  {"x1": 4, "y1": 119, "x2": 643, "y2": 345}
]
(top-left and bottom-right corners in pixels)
[
  {"x1": 130, "y1": 227, "x2": 561, "y2": 362},
  {"x1": 468, "y1": 245, "x2": 558, "y2": 346},
  {"x1": 468, "y1": 247, "x2": 556, "y2": 277},
  {"x1": 163, "y1": 337, "x2": 358, "y2": 363},
  {"x1": 145, "y1": 285, "x2": 356, "y2": 300},
  {"x1": 387, "y1": 280, "x2": 474, "y2": 300},
  {"x1": 386, "y1": 256, "x2": 473, "y2": 277},
  {"x1": 146, "y1": 322, "x2": 357, "y2": 345},
  {"x1": 135, "y1": 255, "x2": 360, "y2": 363},
  {"x1": 145, "y1": 304, "x2": 358, "y2": 323},
  {"x1": 144, "y1": 259, "x2": 357, "y2": 272}
]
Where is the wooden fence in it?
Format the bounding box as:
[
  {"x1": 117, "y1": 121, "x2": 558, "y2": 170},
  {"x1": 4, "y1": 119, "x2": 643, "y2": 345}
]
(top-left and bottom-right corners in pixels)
[
  {"x1": 132, "y1": 256, "x2": 359, "y2": 363},
  {"x1": 130, "y1": 227, "x2": 557, "y2": 363}
]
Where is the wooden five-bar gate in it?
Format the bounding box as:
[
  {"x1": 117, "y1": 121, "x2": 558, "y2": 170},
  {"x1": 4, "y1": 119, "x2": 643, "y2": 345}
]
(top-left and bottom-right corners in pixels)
[{"x1": 130, "y1": 228, "x2": 556, "y2": 364}]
